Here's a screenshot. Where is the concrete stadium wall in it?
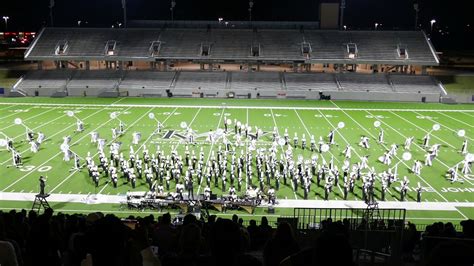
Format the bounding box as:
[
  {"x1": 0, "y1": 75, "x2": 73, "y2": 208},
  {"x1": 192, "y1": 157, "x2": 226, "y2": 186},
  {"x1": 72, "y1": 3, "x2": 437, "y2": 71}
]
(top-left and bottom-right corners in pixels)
[
  {"x1": 447, "y1": 92, "x2": 474, "y2": 104},
  {"x1": 322, "y1": 91, "x2": 440, "y2": 103}
]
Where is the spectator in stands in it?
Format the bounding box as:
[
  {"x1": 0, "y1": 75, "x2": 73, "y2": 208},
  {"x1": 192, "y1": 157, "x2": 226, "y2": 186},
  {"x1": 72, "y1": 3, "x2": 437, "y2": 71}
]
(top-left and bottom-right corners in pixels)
[
  {"x1": 152, "y1": 213, "x2": 177, "y2": 257},
  {"x1": 263, "y1": 222, "x2": 300, "y2": 266},
  {"x1": 259, "y1": 217, "x2": 272, "y2": 247},
  {"x1": 247, "y1": 219, "x2": 259, "y2": 250},
  {"x1": 280, "y1": 220, "x2": 353, "y2": 266},
  {"x1": 461, "y1": 219, "x2": 474, "y2": 239},
  {"x1": 209, "y1": 218, "x2": 261, "y2": 266}
]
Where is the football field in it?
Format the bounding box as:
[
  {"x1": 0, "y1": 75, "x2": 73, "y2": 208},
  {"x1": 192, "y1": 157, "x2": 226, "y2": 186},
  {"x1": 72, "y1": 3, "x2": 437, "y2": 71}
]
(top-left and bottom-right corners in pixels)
[{"x1": 0, "y1": 97, "x2": 473, "y2": 226}]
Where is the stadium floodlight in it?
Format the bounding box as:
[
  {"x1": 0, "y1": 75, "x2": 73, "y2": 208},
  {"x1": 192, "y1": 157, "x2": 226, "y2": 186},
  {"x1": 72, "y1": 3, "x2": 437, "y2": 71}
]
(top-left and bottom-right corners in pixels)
[
  {"x1": 430, "y1": 19, "x2": 436, "y2": 32},
  {"x1": 2, "y1": 16, "x2": 9, "y2": 30}
]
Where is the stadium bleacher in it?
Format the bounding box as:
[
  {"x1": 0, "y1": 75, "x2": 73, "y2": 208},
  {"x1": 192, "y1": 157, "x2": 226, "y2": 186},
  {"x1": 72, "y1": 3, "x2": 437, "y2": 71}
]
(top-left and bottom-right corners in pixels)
[
  {"x1": 14, "y1": 70, "x2": 74, "y2": 96},
  {"x1": 337, "y1": 73, "x2": 393, "y2": 92},
  {"x1": 25, "y1": 27, "x2": 439, "y2": 65},
  {"x1": 13, "y1": 70, "x2": 443, "y2": 100},
  {"x1": 390, "y1": 74, "x2": 441, "y2": 93}
]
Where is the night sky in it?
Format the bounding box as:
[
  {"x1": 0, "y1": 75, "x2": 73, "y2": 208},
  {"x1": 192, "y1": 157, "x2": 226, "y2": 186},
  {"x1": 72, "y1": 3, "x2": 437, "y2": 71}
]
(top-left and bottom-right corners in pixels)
[{"x1": 2, "y1": 0, "x2": 473, "y2": 50}]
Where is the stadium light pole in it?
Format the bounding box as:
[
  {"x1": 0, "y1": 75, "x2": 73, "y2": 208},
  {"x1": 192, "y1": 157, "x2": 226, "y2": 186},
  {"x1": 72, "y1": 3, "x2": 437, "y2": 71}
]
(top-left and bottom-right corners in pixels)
[
  {"x1": 248, "y1": 1, "x2": 254, "y2": 22},
  {"x1": 2, "y1": 16, "x2": 9, "y2": 31},
  {"x1": 170, "y1": 0, "x2": 176, "y2": 21},
  {"x1": 122, "y1": 0, "x2": 127, "y2": 28},
  {"x1": 339, "y1": 0, "x2": 346, "y2": 30},
  {"x1": 49, "y1": 0, "x2": 54, "y2": 26},
  {"x1": 413, "y1": 3, "x2": 419, "y2": 30}
]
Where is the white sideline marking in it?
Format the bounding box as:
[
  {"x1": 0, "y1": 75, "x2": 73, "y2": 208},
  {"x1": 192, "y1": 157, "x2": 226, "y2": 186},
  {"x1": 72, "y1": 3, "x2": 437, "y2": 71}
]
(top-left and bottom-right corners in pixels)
[
  {"x1": 1, "y1": 192, "x2": 474, "y2": 212},
  {"x1": 0, "y1": 101, "x2": 473, "y2": 112}
]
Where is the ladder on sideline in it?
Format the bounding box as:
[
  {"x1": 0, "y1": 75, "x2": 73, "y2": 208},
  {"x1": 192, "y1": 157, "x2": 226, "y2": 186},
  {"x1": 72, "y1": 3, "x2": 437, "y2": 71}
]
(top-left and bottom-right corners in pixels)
[{"x1": 32, "y1": 194, "x2": 51, "y2": 212}]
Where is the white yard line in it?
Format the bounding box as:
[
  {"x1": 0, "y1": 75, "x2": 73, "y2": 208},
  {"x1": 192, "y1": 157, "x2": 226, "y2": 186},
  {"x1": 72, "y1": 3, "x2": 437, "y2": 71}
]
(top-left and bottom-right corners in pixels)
[
  {"x1": 53, "y1": 106, "x2": 150, "y2": 194},
  {"x1": 1, "y1": 101, "x2": 473, "y2": 112},
  {"x1": 388, "y1": 111, "x2": 474, "y2": 186},
  {"x1": 0, "y1": 107, "x2": 91, "y2": 166},
  {"x1": 363, "y1": 111, "x2": 470, "y2": 218},
  {"x1": 294, "y1": 109, "x2": 344, "y2": 195},
  {"x1": 436, "y1": 111, "x2": 474, "y2": 129},
  {"x1": 390, "y1": 111, "x2": 456, "y2": 148},
  {"x1": 170, "y1": 107, "x2": 201, "y2": 153},
  {"x1": 197, "y1": 108, "x2": 225, "y2": 195},
  {"x1": 96, "y1": 108, "x2": 181, "y2": 195},
  {"x1": 1, "y1": 98, "x2": 128, "y2": 192},
  {"x1": 412, "y1": 110, "x2": 474, "y2": 142},
  {"x1": 314, "y1": 109, "x2": 396, "y2": 198},
  {"x1": 0, "y1": 106, "x2": 60, "y2": 131},
  {"x1": 329, "y1": 101, "x2": 451, "y2": 203},
  {"x1": 270, "y1": 109, "x2": 297, "y2": 199}
]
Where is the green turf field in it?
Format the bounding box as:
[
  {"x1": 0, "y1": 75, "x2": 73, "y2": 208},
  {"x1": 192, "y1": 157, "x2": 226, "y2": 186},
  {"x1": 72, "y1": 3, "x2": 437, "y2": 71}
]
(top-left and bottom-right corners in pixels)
[{"x1": 0, "y1": 97, "x2": 473, "y2": 226}]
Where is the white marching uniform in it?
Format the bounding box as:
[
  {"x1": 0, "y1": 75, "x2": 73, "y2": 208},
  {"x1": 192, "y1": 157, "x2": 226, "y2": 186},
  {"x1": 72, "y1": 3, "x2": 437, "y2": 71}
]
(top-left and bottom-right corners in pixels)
[
  {"x1": 404, "y1": 137, "x2": 414, "y2": 150},
  {"x1": 424, "y1": 153, "x2": 432, "y2": 166},
  {"x1": 37, "y1": 132, "x2": 45, "y2": 144},
  {"x1": 359, "y1": 137, "x2": 370, "y2": 149},
  {"x1": 30, "y1": 141, "x2": 39, "y2": 153},
  {"x1": 76, "y1": 120, "x2": 84, "y2": 132},
  {"x1": 90, "y1": 131, "x2": 99, "y2": 143},
  {"x1": 412, "y1": 160, "x2": 422, "y2": 175},
  {"x1": 132, "y1": 132, "x2": 141, "y2": 145},
  {"x1": 461, "y1": 140, "x2": 468, "y2": 155}
]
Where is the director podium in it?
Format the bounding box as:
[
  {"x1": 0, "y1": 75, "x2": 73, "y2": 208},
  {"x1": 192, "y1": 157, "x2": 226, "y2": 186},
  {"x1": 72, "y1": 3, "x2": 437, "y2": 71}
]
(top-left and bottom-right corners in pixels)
[{"x1": 32, "y1": 194, "x2": 51, "y2": 212}]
